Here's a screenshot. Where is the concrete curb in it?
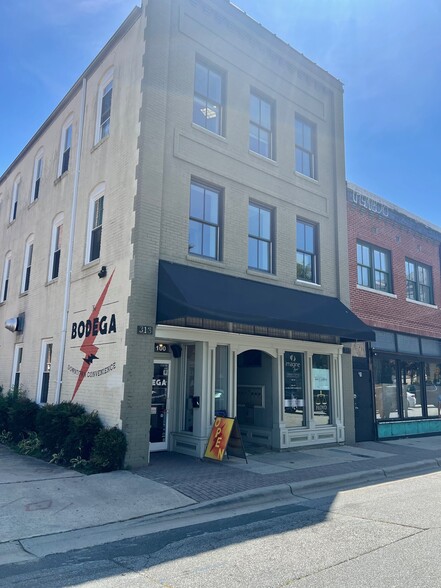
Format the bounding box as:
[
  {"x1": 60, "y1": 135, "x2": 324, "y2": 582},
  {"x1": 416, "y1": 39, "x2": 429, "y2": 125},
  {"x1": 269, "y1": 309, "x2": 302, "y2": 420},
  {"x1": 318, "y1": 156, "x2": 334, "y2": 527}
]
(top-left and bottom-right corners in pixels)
[{"x1": 1, "y1": 458, "x2": 441, "y2": 566}]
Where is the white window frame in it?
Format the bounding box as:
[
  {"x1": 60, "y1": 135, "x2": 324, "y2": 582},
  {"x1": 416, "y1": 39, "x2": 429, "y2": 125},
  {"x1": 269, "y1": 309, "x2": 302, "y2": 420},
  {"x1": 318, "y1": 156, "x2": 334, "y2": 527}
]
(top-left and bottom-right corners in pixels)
[
  {"x1": 11, "y1": 344, "x2": 23, "y2": 391},
  {"x1": 85, "y1": 183, "x2": 105, "y2": 264},
  {"x1": 58, "y1": 116, "x2": 73, "y2": 177},
  {"x1": 1, "y1": 252, "x2": 12, "y2": 303},
  {"x1": 10, "y1": 175, "x2": 20, "y2": 223},
  {"x1": 31, "y1": 148, "x2": 44, "y2": 203},
  {"x1": 36, "y1": 339, "x2": 53, "y2": 404},
  {"x1": 95, "y1": 68, "x2": 113, "y2": 144},
  {"x1": 21, "y1": 236, "x2": 34, "y2": 294},
  {"x1": 49, "y1": 214, "x2": 63, "y2": 281}
]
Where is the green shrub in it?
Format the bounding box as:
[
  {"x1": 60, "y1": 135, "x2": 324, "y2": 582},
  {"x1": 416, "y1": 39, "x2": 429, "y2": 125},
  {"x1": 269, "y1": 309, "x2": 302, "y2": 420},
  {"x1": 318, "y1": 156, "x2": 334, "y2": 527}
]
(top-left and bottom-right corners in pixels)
[
  {"x1": 36, "y1": 402, "x2": 86, "y2": 454},
  {"x1": 7, "y1": 396, "x2": 39, "y2": 442},
  {"x1": 90, "y1": 427, "x2": 127, "y2": 472},
  {"x1": 0, "y1": 392, "x2": 8, "y2": 432},
  {"x1": 17, "y1": 432, "x2": 42, "y2": 456},
  {"x1": 62, "y1": 411, "x2": 103, "y2": 462}
]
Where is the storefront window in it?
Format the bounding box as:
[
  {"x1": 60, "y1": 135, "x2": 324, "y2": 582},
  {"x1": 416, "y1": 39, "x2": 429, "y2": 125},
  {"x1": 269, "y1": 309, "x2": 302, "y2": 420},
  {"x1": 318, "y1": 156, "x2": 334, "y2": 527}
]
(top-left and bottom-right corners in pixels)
[
  {"x1": 215, "y1": 345, "x2": 229, "y2": 417},
  {"x1": 312, "y1": 354, "x2": 332, "y2": 425},
  {"x1": 284, "y1": 352, "x2": 305, "y2": 427},
  {"x1": 424, "y1": 361, "x2": 441, "y2": 417},
  {"x1": 401, "y1": 361, "x2": 422, "y2": 418},
  {"x1": 374, "y1": 357, "x2": 399, "y2": 420},
  {"x1": 183, "y1": 345, "x2": 195, "y2": 432}
]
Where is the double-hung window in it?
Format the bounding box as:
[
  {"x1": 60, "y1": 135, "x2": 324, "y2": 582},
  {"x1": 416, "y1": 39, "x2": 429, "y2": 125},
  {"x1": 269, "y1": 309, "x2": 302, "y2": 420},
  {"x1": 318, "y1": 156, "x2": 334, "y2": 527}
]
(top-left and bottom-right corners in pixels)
[
  {"x1": 357, "y1": 241, "x2": 392, "y2": 293},
  {"x1": 49, "y1": 215, "x2": 63, "y2": 280},
  {"x1": 58, "y1": 119, "x2": 73, "y2": 176},
  {"x1": 295, "y1": 115, "x2": 317, "y2": 179},
  {"x1": 21, "y1": 237, "x2": 34, "y2": 293},
  {"x1": 188, "y1": 181, "x2": 221, "y2": 260},
  {"x1": 1, "y1": 253, "x2": 11, "y2": 303},
  {"x1": 96, "y1": 70, "x2": 113, "y2": 143},
  {"x1": 86, "y1": 185, "x2": 105, "y2": 263},
  {"x1": 10, "y1": 176, "x2": 20, "y2": 222},
  {"x1": 248, "y1": 202, "x2": 273, "y2": 273},
  {"x1": 11, "y1": 345, "x2": 23, "y2": 391},
  {"x1": 249, "y1": 92, "x2": 274, "y2": 159},
  {"x1": 406, "y1": 259, "x2": 433, "y2": 304},
  {"x1": 193, "y1": 61, "x2": 224, "y2": 135},
  {"x1": 31, "y1": 150, "x2": 43, "y2": 202},
  {"x1": 296, "y1": 219, "x2": 318, "y2": 283},
  {"x1": 37, "y1": 340, "x2": 53, "y2": 404}
]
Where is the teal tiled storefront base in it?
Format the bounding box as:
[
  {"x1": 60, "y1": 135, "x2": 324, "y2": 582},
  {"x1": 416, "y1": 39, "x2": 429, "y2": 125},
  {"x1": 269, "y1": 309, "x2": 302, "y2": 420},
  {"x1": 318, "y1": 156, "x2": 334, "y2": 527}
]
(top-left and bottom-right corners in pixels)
[{"x1": 378, "y1": 419, "x2": 441, "y2": 439}]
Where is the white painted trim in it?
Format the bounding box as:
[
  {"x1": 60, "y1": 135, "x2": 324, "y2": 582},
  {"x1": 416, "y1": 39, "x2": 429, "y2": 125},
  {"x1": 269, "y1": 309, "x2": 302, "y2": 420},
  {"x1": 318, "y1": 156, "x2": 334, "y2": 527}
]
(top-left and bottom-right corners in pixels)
[
  {"x1": 94, "y1": 67, "x2": 114, "y2": 145},
  {"x1": 85, "y1": 182, "x2": 105, "y2": 264},
  {"x1": 406, "y1": 297, "x2": 438, "y2": 309}
]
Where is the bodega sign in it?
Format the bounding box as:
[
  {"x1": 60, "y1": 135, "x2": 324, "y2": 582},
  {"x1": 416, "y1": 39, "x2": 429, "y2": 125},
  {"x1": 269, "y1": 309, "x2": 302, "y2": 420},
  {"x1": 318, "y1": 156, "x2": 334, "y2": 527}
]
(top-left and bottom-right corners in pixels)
[
  {"x1": 71, "y1": 314, "x2": 116, "y2": 339},
  {"x1": 70, "y1": 270, "x2": 116, "y2": 401}
]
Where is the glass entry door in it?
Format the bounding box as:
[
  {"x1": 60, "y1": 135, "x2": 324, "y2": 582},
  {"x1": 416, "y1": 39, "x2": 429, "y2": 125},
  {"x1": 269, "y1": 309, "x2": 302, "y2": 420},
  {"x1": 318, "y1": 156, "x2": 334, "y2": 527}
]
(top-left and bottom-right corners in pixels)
[{"x1": 150, "y1": 360, "x2": 170, "y2": 451}]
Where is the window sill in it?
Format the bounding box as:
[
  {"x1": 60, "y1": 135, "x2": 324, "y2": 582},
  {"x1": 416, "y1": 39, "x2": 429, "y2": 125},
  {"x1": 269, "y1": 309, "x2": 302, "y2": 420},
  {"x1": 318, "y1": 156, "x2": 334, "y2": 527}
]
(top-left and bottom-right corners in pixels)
[
  {"x1": 46, "y1": 277, "x2": 59, "y2": 286},
  {"x1": 7, "y1": 219, "x2": 16, "y2": 227},
  {"x1": 54, "y1": 171, "x2": 68, "y2": 186},
  {"x1": 406, "y1": 297, "x2": 438, "y2": 309},
  {"x1": 91, "y1": 134, "x2": 110, "y2": 153},
  {"x1": 82, "y1": 259, "x2": 101, "y2": 273},
  {"x1": 191, "y1": 123, "x2": 226, "y2": 143},
  {"x1": 296, "y1": 279, "x2": 322, "y2": 289},
  {"x1": 28, "y1": 198, "x2": 39, "y2": 210},
  {"x1": 248, "y1": 149, "x2": 278, "y2": 166},
  {"x1": 186, "y1": 254, "x2": 225, "y2": 269},
  {"x1": 357, "y1": 285, "x2": 397, "y2": 298},
  {"x1": 19, "y1": 291, "x2": 29, "y2": 298},
  {"x1": 294, "y1": 171, "x2": 318, "y2": 184},
  {"x1": 246, "y1": 268, "x2": 278, "y2": 280}
]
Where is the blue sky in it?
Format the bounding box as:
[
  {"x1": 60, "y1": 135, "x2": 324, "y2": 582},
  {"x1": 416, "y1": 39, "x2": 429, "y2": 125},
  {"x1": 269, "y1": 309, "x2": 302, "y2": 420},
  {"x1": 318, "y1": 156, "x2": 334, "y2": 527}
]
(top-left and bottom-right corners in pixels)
[{"x1": 1, "y1": 0, "x2": 440, "y2": 224}]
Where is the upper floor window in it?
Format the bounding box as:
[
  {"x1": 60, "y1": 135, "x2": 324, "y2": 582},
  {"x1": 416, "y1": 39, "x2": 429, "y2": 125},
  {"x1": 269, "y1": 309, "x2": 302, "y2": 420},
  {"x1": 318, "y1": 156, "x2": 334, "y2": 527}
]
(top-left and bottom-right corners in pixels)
[
  {"x1": 295, "y1": 115, "x2": 317, "y2": 179},
  {"x1": 249, "y1": 92, "x2": 274, "y2": 159},
  {"x1": 193, "y1": 61, "x2": 224, "y2": 136},
  {"x1": 357, "y1": 241, "x2": 392, "y2": 293},
  {"x1": 248, "y1": 202, "x2": 273, "y2": 273},
  {"x1": 86, "y1": 185, "x2": 105, "y2": 263},
  {"x1": 10, "y1": 175, "x2": 20, "y2": 222},
  {"x1": 297, "y1": 219, "x2": 318, "y2": 283},
  {"x1": 96, "y1": 70, "x2": 113, "y2": 143},
  {"x1": 49, "y1": 214, "x2": 63, "y2": 281},
  {"x1": 31, "y1": 150, "x2": 43, "y2": 202},
  {"x1": 58, "y1": 117, "x2": 73, "y2": 176},
  {"x1": 1, "y1": 253, "x2": 11, "y2": 303},
  {"x1": 21, "y1": 236, "x2": 34, "y2": 293},
  {"x1": 406, "y1": 259, "x2": 433, "y2": 304},
  {"x1": 188, "y1": 181, "x2": 221, "y2": 260}
]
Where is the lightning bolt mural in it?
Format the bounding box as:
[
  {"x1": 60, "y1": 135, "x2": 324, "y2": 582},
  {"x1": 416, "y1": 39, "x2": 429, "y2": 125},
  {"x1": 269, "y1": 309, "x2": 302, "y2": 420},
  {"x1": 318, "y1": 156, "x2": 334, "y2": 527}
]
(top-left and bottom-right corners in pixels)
[{"x1": 71, "y1": 270, "x2": 115, "y2": 401}]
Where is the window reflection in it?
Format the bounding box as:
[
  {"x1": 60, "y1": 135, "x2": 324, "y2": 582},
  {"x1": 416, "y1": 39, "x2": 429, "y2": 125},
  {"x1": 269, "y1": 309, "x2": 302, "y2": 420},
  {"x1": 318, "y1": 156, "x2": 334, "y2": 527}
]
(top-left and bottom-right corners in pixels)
[
  {"x1": 312, "y1": 354, "x2": 331, "y2": 425},
  {"x1": 400, "y1": 361, "x2": 421, "y2": 418},
  {"x1": 374, "y1": 357, "x2": 399, "y2": 420},
  {"x1": 425, "y1": 362, "x2": 441, "y2": 417}
]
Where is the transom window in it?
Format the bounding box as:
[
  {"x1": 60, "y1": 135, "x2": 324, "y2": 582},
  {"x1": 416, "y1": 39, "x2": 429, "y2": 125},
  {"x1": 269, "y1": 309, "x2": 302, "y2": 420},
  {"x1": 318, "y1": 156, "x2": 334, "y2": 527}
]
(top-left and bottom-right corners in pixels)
[
  {"x1": 296, "y1": 220, "x2": 318, "y2": 283},
  {"x1": 295, "y1": 116, "x2": 317, "y2": 179},
  {"x1": 193, "y1": 61, "x2": 223, "y2": 136},
  {"x1": 188, "y1": 181, "x2": 221, "y2": 260},
  {"x1": 249, "y1": 92, "x2": 274, "y2": 159},
  {"x1": 357, "y1": 241, "x2": 392, "y2": 293},
  {"x1": 248, "y1": 202, "x2": 273, "y2": 273},
  {"x1": 406, "y1": 259, "x2": 433, "y2": 304}
]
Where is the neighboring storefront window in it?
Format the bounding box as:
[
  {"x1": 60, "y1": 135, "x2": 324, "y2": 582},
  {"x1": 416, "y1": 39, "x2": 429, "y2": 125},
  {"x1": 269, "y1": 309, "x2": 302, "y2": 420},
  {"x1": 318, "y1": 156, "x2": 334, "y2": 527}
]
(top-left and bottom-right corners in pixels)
[
  {"x1": 284, "y1": 351, "x2": 305, "y2": 427},
  {"x1": 312, "y1": 354, "x2": 332, "y2": 425},
  {"x1": 215, "y1": 345, "x2": 229, "y2": 417},
  {"x1": 183, "y1": 345, "x2": 195, "y2": 432},
  {"x1": 424, "y1": 361, "x2": 441, "y2": 417},
  {"x1": 374, "y1": 357, "x2": 399, "y2": 420},
  {"x1": 401, "y1": 360, "x2": 422, "y2": 418}
]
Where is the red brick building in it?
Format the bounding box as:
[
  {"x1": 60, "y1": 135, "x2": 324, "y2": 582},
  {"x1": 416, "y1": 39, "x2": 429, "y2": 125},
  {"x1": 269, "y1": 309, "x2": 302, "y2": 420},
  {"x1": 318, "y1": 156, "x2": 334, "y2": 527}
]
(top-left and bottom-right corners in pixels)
[{"x1": 347, "y1": 182, "x2": 441, "y2": 441}]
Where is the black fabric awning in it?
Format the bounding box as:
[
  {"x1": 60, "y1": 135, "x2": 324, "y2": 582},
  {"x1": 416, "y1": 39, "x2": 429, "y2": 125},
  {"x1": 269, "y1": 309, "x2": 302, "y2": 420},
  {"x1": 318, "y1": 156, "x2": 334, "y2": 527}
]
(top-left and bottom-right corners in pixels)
[{"x1": 157, "y1": 260, "x2": 375, "y2": 342}]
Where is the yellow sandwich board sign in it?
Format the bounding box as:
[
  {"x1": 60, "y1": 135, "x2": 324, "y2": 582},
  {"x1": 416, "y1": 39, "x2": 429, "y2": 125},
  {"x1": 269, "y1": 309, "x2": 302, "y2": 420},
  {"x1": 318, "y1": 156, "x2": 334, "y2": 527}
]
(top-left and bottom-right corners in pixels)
[{"x1": 204, "y1": 416, "x2": 247, "y2": 462}]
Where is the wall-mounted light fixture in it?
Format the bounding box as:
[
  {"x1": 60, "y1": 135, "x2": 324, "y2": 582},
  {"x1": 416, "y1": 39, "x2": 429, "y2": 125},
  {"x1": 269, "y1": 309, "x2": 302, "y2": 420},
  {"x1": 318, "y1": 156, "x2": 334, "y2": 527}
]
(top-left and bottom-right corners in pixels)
[{"x1": 98, "y1": 265, "x2": 107, "y2": 279}]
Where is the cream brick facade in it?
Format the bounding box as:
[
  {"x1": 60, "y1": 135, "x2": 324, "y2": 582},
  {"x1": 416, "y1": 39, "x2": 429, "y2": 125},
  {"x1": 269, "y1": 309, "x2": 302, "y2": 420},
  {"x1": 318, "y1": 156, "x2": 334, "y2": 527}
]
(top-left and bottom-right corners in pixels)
[{"x1": 0, "y1": 0, "x2": 369, "y2": 467}]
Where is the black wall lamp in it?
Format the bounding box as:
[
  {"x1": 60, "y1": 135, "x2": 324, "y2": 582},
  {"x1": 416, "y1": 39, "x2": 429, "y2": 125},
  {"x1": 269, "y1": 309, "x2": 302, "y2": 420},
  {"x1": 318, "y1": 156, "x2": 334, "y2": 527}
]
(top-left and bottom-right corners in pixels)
[{"x1": 98, "y1": 266, "x2": 107, "y2": 279}]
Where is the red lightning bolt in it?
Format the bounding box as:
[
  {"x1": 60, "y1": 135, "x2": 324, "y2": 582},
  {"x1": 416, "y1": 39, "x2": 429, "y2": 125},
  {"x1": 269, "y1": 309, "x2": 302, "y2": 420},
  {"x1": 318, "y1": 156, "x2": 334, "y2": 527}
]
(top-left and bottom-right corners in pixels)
[{"x1": 71, "y1": 270, "x2": 115, "y2": 401}]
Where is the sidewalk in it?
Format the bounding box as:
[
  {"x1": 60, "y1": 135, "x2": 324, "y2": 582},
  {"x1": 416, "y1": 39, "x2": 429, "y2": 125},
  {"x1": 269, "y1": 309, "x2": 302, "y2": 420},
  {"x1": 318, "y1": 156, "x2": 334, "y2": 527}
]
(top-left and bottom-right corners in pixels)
[{"x1": 2, "y1": 436, "x2": 441, "y2": 564}]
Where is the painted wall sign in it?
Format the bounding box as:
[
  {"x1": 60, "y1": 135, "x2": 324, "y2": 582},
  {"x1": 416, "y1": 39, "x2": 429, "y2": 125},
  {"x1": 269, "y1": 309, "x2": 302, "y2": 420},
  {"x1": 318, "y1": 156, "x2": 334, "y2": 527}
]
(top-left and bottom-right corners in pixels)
[
  {"x1": 350, "y1": 190, "x2": 389, "y2": 217},
  {"x1": 71, "y1": 270, "x2": 116, "y2": 401}
]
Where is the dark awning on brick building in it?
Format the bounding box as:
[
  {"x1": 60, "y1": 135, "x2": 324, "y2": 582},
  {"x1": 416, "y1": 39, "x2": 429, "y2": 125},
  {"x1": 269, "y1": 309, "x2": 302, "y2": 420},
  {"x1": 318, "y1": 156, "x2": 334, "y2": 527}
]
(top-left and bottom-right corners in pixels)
[{"x1": 157, "y1": 260, "x2": 375, "y2": 342}]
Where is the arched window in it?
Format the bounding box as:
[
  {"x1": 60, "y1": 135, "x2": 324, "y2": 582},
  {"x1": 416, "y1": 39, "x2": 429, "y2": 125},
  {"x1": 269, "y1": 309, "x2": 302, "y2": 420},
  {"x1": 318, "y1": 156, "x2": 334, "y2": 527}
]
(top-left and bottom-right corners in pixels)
[
  {"x1": 31, "y1": 148, "x2": 44, "y2": 202},
  {"x1": 21, "y1": 235, "x2": 34, "y2": 293},
  {"x1": 10, "y1": 174, "x2": 21, "y2": 222},
  {"x1": 58, "y1": 115, "x2": 73, "y2": 177},
  {"x1": 86, "y1": 183, "x2": 105, "y2": 263},
  {"x1": 95, "y1": 68, "x2": 113, "y2": 144},
  {"x1": 1, "y1": 252, "x2": 12, "y2": 302},
  {"x1": 49, "y1": 213, "x2": 63, "y2": 281}
]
